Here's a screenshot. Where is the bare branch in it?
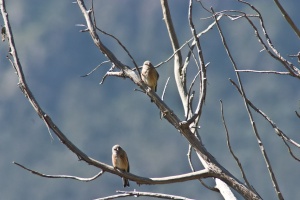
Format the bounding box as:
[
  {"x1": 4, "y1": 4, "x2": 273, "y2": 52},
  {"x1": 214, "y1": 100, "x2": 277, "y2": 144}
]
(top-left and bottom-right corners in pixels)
[
  {"x1": 89, "y1": 2, "x2": 140, "y2": 77},
  {"x1": 186, "y1": 69, "x2": 200, "y2": 119},
  {"x1": 75, "y1": 1, "x2": 263, "y2": 194},
  {"x1": 0, "y1": 0, "x2": 54, "y2": 140},
  {"x1": 2, "y1": 0, "x2": 214, "y2": 184},
  {"x1": 211, "y1": 6, "x2": 284, "y2": 199},
  {"x1": 296, "y1": 111, "x2": 300, "y2": 118},
  {"x1": 161, "y1": 77, "x2": 170, "y2": 102},
  {"x1": 13, "y1": 162, "x2": 104, "y2": 182},
  {"x1": 160, "y1": 0, "x2": 187, "y2": 116},
  {"x1": 289, "y1": 52, "x2": 300, "y2": 65},
  {"x1": 237, "y1": 0, "x2": 300, "y2": 78},
  {"x1": 215, "y1": 179, "x2": 237, "y2": 200},
  {"x1": 220, "y1": 100, "x2": 252, "y2": 188},
  {"x1": 155, "y1": 15, "x2": 221, "y2": 69},
  {"x1": 187, "y1": 145, "x2": 218, "y2": 193},
  {"x1": 187, "y1": 145, "x2": 195, "y2": 172},
  {"x1": 235, "y1": 70, "x2": 290, "y2": 75},
  {"x1": 1, "y1": 0, "x2": 263, "y2": 198},
  {"x1": 186, "y1": 0, "x2": 207, "y2": 125},
  {"x1": 272, "y1": 0, "x2": 300, "y2": 38},
  {"x1": 281, "y1": 139, "x2": 300, "y2": 162},
  {"x1": 96, "y1": 190, "x2": 195, "y2": 200},
  {"x1": 160, "y1": 77, "x2": 171, "y2": 119},
  {"x1": 229, "y1": 79, "x2": 300, "y2": 159},
  {"x1": 100, "y1": 71, "x2": 126, "y2": 85},
  {"x1": 81, "y1": 60, "x2": 110, "y2": 77}
]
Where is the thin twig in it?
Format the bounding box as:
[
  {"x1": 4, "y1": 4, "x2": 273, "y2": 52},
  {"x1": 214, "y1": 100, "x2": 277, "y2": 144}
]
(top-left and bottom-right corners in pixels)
[
  {"x1": 186, "y1": 0, "x2": 207, "y2": 125},
  {"x1": 238, "y1": 0, "x2": 300, "y2": 78},
  {"x1": 90, "y1": 1, "x2": 140, "y2": 77},
  {"x1": 219, "y1": 100, "x2": 252, "y2": 188},
  {"x1": 187, "y1": 145, "x2": 195, "y2": 172},
  {"x1": 230, "y1": 79, "x2": 300, "y2": 155},
  {"x1": 161, "y1": 77, "x2": 170, "y2": 102},
  {"x1": 95, "y1": 26, "x2": 141, "y2": 78},
  {"x1": 281, "y1": 139, "x2": 300, "y2": 162},
  {"x1": 160, "y1": 77, "x2": 170, "y2": 119},
  {"x1": 95, "y1": 190, "x2": 195, "y2": 200},
  {"x1": 187, "y1": 145, "x2": 217, "y2": 192},
  {"x1": 272, "y1": 0, "x2": 300, "y2": 38},
  {"x1": 212, "y1": 6, "x2": 284, "y2": 199},
  {"x1": 188, "y1": 43, "x2": 200, "y2": 70},
  {"x1": 186, "y1": 69, "x2": 201, "y2": 119},
  {"x1": 235, "y1": 70, "x2": 290, "y2": 75},
  {"x1": 288, "y1": 52, "x2": 300, "y2": 64},
  {"x1": 296, "y1": 111, "x2": 300, "y2": 118},
  {"x1": 13, "y1": 162, "x2": 104, "y2": 182},
  {"x1": 81, "y1": 60, "x2": 110, "y2": 77},
  {"x1": 155, "y1": 15, "x2": 221, "y2": 69}
]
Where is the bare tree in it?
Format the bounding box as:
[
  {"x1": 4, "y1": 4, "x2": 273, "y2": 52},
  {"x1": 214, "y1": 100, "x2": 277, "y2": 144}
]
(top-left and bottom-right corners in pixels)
[{"x1": 1, "y1": 0, "x2": 299, "y2": 199}]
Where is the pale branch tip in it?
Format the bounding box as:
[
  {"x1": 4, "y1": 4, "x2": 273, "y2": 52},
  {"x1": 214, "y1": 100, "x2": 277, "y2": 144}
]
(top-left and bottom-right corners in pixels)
[
  {"x1": 13, "y1": 162, "x2": 105, "y2": 182},
  {"x1": 81, "y1": 60, "x2": 110, "y2": 77}
]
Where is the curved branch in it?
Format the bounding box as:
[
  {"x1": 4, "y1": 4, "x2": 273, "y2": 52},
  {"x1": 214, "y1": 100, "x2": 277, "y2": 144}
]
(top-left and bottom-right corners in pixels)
[
  {"x1": 160, "y1": 0, "x2": 187, "y2": 116},
  {"x1": 96, "y1": 190, "x2": 194, "y2": 200},
  {"x1": 238, "y1": 0, "x2": 300, "y2": 78},
  {"x1": 81, "y1": 60, "x2": 110, "y2": 77},
  {"x1": 16, "y1": 156, "x2": 213, "y2": 185},
  {"x1": 2, "y1": 0, "x2": 213, "y2": 187},
  {"x1": 13, "y1": 162, "x2": 104, "y2": 182},
  {"x1": 186, "y1": 0, "x2": 207, "y2": 125}
]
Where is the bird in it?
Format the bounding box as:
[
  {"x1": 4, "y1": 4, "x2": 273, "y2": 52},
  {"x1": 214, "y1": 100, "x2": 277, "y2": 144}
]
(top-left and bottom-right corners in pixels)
[
  {"x1": 141, "y1": 60, "x2": 159, "y2": 93},
  {"x1": 112, "y1": 144, "x2": 130, "y2": 187}
]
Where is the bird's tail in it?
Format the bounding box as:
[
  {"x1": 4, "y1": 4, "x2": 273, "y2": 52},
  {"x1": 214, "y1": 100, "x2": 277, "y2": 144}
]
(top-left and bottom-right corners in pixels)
[{"x1": 122, "y1": 178, "x2": 130, "y2": 187}]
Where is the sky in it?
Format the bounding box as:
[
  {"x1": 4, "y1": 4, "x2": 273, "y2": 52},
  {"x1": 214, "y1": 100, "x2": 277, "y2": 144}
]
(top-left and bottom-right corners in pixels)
[{"x1": 0, "y1": 0, "x2": 300, "y2": 199}]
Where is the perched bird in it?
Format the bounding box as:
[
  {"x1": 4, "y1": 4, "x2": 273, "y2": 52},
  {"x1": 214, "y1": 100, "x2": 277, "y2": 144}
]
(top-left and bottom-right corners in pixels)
[
  {"x1": 141, "y1": 60, "x2": 159, "y2": 92},
  {"x1": 112, "y1": 144, "x2": 130, "y2": 187}
]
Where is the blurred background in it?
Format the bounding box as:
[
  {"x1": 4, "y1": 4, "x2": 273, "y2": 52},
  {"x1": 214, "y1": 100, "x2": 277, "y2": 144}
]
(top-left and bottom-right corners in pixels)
[{"x1": 0, "y1": 0, "x2": 299, "y2": 199}]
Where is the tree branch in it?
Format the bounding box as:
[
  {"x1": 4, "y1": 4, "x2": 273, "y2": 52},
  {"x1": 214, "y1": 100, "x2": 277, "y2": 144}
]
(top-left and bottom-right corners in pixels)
[
  {"x1": 155, "y1": 15, "x2": 221, "y2": 69},
  {"x1": 13, "y1": 162, "x2": 104, "y2": 182},
  {"x1": 16, "y1": 156, "x2": 214, "y2": 185},
  {"x1": 235, "y1": 70, "x2": 291, "y2": 75},
  {"x1": 272, "y1": 0, "x2": 300, "y2": 38},
  {"x1": 212, "y1": 6, "x2": 284, "y2": 199},
  {"x1": 96, "y1": 190, "x2": 194, "y2": 200},
  {"x1": 229, "y1": 79, "x2": 300, "y2": 158},
  {"x1": 76, "y1": 1, "x2": 261, "y2": 199},
  {"x1": 220, "y1": 100, "x2": 252, "y2": 189},
  {"x1": 186, "y1": 0, "x2": 207, "y2": 125},
  {"x1": 160, "y1": 0, "x2": 187, "y2": 116},
  {"x1": 1, "y1": 0, "x2": 263, "y2": 199},
  {"x1": 81, "y1": 60, "x2": 110, "y2": 77},
  {"x1": 237, "y1": 0, "x2": 300, "y2": 78}
]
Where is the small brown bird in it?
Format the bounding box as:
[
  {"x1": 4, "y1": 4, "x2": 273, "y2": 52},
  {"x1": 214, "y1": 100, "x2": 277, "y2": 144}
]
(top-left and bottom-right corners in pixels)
[
  {"x1": 141, "y1": 60, "x2": 159, "y2": 92},
  {"x1": 112, "y1": 144, "x2": 130, "y2": 187}
]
